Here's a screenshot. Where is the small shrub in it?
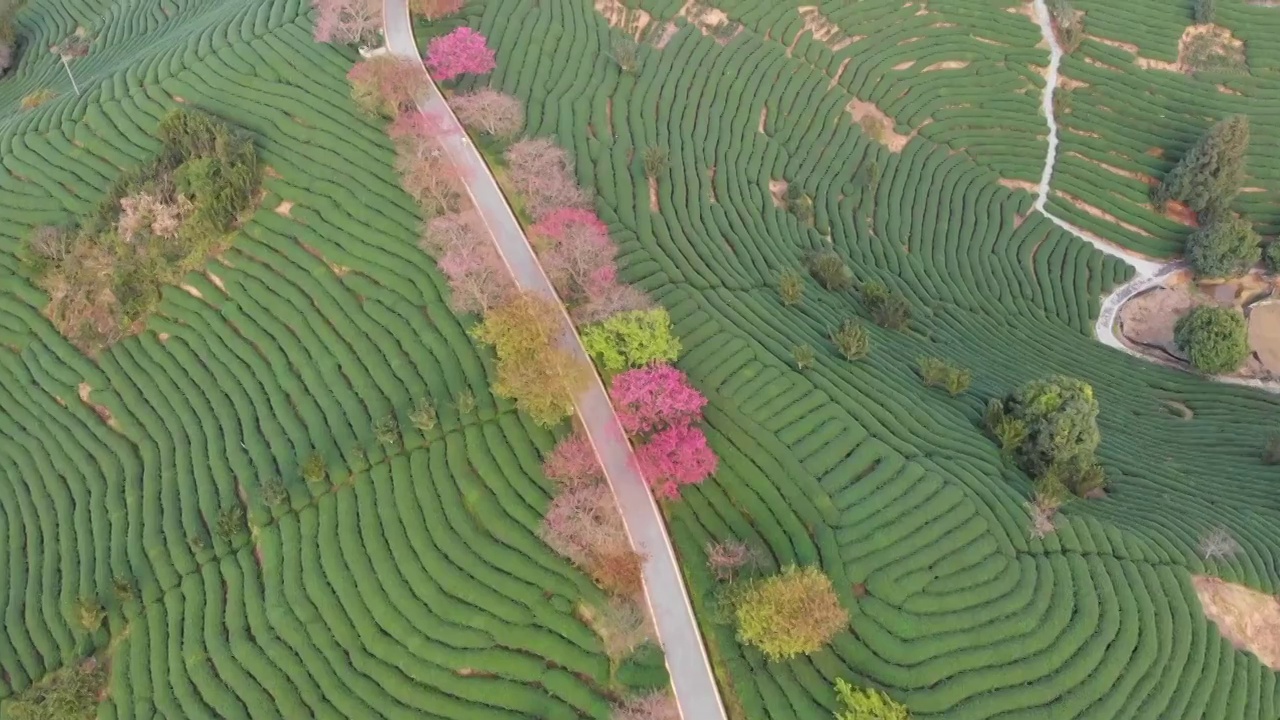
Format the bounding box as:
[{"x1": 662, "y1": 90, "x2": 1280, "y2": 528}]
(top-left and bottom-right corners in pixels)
[
  {"x1": 1198, "y1": 526, "x2": 1242, "y2": 561},
  {"x1": 611, "y1": 691, "x2": 678, "y2": 720},
  {"x1": 833, "y1": 678, "x2": 910, "y2": 720},
  {"x1": 301, "y1": 453, "x2": 327, "y2": 484},
  {"x1": 1263, "y1": 434, "x2": 1280, "y2": 465},
  {"x1": 21, "y1": 89, "x2": 57, "y2": 110},
  {"x1": 642, "y1": 146, "x2": 669, "y2": 179},
  {"x1": 4, "y1": 660, "x2": 106, "y2": 720},
  {"x1": 731, "y1": 565, "x2": 848, "y2": 661},
  {"x1": 778, "y1": 268, "x2": 804, "y2": 306},
  {"x1": 706, "y1": 540, "x2": 754, "y2": 582},
  {"x1": 187, "y1": 533, "x2": 206, "y2": 553},
  {"x1": 793, "y1": 344, "x2": 815, "y2": 371},
  {"x1": 580, "y1": 598, "x2": 651, "y2": 661},
  {"x1": 1174, "y1": 305, "x2": 1249, "y2": 375},
  {"x1": 806, "y1": 249, "x2": 852, "y2": 291},
  {"x1": 410, "y1": 399, "x2": 438, "y2": 434},
  {"x1": 261, "y1": 477, "x2": 289, "y2": 508},
  {"x1": 830, "y1": 319, "x2": 870, "y2": 361},
  {"x1": 374, "y1": 414, "x2": 400, "y2": 447},
  {"x1": 72, "y1": 596, "x2": 106, "y2": 633},
  {"x1": 917, "y1": 357, "x2": 971, "y2": 396},
  {"x1": 216, "y1": 505, "x2": 245, "y2": 543},
  {"x1": 611, "y1": 34, "x2": 640, "y2": 73},
  {"x1": 111, "y1": 576, "x2": 135, "y2": 606},
  {"x1": 861, "y1": 280, "x2": 911, "y2": 330},
  {"x1": 455, "y1": 389, "x2": 477, "y2": 416}
]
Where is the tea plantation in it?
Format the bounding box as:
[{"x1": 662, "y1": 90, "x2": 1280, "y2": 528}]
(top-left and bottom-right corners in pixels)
[
  {"x1": 468, "y1": 0, "x2": 1280, "y2": 717},
  {"x1": 0, "y1": 0, "x2": 630, "y2": 717}
]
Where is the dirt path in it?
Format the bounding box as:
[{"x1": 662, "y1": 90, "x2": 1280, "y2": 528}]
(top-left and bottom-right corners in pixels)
[{"x1": 380, "y1": 4, "x2": 730, "y2": 718}]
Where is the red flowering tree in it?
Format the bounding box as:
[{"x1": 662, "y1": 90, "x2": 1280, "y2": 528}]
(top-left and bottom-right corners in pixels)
[
  {"x1": 610, "y1": 365, "x2": 706, "y2": 436},
  {"x1": 543, "y1": 432, "x2": 605, "y2": 488},
  {"x1": 425, "y1": 27, "x2": 496, "y2": 82},
  {"x1": 636, "y1": 424, "x2": 717, "y2": 499},
  {"x1": 530, "y1": 208, "x2": 618, "y2": 305},
  {"x1": 313, "y1": 0, "x2": 381, "y2": 45},
  {"x1": 348, "y1": 57, "x2": 427, "y2": 118},
  {"x1": 409, "y1": 0, "x2": 463, "y2": 20}
]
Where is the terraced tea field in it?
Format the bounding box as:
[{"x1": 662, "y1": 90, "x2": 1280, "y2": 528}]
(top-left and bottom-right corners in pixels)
[
  {"x1": 469, "y1": 0, "x2": 1280, "y2": 716},
  {"x1": 0, "y1": 0, "x2": 634, "y2": 717}
]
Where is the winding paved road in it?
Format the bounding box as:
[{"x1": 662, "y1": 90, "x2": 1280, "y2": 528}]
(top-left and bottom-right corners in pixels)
[{"x1": 380, "y1": 4, "x2": 729, "y2": 719}]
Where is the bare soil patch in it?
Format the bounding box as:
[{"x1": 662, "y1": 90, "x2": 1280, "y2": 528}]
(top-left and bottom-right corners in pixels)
[
  {"x1": 792, "y1": 6, "x2": 857, "y2": 53},
  {"x1": 594, "y1": 0, "x2": 653, "y2": 39},
  {"x1": 1052, "y1": 189, "x2": 1153, "y2": 237},
  {"x1": 1248, "y1": 302, "x2": 1280, "y2": 373},
  {"x1": 274, "y1": 200, "x2": 293, "y2": 217},
  {"x1": 1118, "y1": 281, "x2": 1196, "y2": 359},
  {"x1": 846, "y1": 100, "x2": 915, "y2": 152},
  {"x1": 79, "y1": 382, "x2": 120, "y2": 431},
  {"x1": 893, "y1": 60, "x2": 916, "y2": 71},
  {"x1": 1066, "y1": 152, "x2": 1154, "y2": 186},
  {"x1": 1194, "y1": 575, "x2": 1280, "y2": 670},
  {"x1": 648, "y1": 176, "x2": 660, "y2": 212},
  {"x1": 1162, "y1": 199, "x2": 1198, "y2": 228},
  {"x1": 677, "y1": 0, "x2": 742, "y2": 44},
  {"x1": 180, "y1": 284, "x2": 204, "y2": 299},
  {"x1": 998, "y1": 178, "x2": 1038, "y2": 193},
  {"x1": 768, "y1": 179, "x2": 788, "y2": 209},
  {"x1": 922, "y1": 60, "x2": 970, "y2": 72}
]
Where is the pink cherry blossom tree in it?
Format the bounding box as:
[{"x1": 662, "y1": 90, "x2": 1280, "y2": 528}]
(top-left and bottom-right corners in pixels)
[
  {"x1": 609, "y1": 364, "x2": 707, "y2": 436},
  {"x1": 571, "y1": 281, "x2": 654, "y2": 325},
  {"x1": 635, "y1": 424, "x2": 717, "y2": 499},
  {"x1": 348, "y1": 58, "x2": 427, "y2": 118},
  {"x1": 438, "y1": 240, "x2": 512, "y2": 315},
  {"x1": 503, "y1": 138, "x2": 589, "y2": 220},
  {"x1": 425, "y1": 27, "x2": 497, "y2": 82},
  {"x1": 389, "y1": 110, "x2": 450, "y2": 156},
  {"x1": 314, "y1": 0, "x2": 382, "y2": 47},
  {"x1": 542, "y1": 432, "x2": 604, "y2": 488},
  {"x1": 530, "y1": 208, "x2": 618, "y2": 305},
  {"x1": 451, "y1": 89, "x2": 525, "y2": 138}
]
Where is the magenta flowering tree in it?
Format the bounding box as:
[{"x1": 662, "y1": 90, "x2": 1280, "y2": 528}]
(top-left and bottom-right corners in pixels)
[
  {"x1": 425, "y1": 27, "x2": 497, "y2": 82},
  {"x1": 543, "y1": 432, "x2": 605, "y2": 488},
  {"x1": 610, "y1": 364, "x2": 707, "y2": 436},
  {"x1": 636, "y1": 425, "x2": 718, "y2": 499},
  {"x1": 531, "y1": 208, "x2": 618, "y2": 305}
]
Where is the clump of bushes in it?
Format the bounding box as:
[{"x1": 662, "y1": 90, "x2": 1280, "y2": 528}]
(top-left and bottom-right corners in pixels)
[
  {"x1": 917, "y1": 357, "x2": 971, "y2": 396},
  {"x1": 806, "y1": 248, "x2": 852, "y2": 291},
  {"x1": 24, "y1": 108, "x2": 259, "y2": 354},
  {"x1": 1047, "y1": 0, "x2": 1084, "y2": 53},
  {"x1": 1174, "y1": 305, "x2": 1249, "y2": 375},
  {"x1": 860, "y1": 280, "x2": 911, "y2": 330},
  {"x1": 778, "y1": 268, "x2": 804, "y2": 306},
  {"x1": 542, "y1": 483, "x2": 645, "y2": 598},
  {"x1": 727, "y1": 565, "x2": 848, "y2": 661},
  {"x1": 784, "y1": 184, "x2": 815, "y2": 226},
  {"x1": 834, "y1": 678, "x2": 911, "y2": 720},
  {"x1": 831, "y1": 319, "x2": 870, "y2": 361},
  {"x1": 4, "y1": 660, "x2": 107, "y2": 720},
  {"x1": 984, "y1": 375, "x2": 1106, "y2": 499}
]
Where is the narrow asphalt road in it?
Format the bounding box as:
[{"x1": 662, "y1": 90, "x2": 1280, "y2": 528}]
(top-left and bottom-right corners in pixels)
[{"x1": 380, "y1": 5, "x2": 730, "y2": 719}]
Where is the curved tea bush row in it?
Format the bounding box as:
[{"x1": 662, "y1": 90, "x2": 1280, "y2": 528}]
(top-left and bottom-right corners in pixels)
[
  {"x1": 0, "y1": 0, "x2": 622, "y2": 715},
  {"x1": 473, "y1": 0, "x2": 1280, "y2": 717}
]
